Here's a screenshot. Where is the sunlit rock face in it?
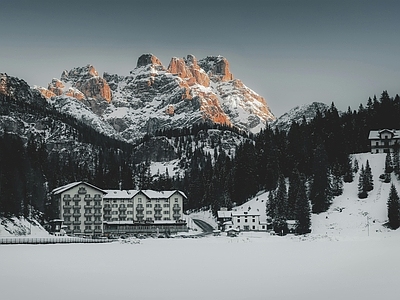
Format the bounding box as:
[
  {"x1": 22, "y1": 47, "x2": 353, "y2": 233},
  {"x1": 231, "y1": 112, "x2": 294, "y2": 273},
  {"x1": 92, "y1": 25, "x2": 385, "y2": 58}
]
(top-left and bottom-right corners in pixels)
[{"x1": 34, "y1": 53, "x2": 275, "y2": 142}]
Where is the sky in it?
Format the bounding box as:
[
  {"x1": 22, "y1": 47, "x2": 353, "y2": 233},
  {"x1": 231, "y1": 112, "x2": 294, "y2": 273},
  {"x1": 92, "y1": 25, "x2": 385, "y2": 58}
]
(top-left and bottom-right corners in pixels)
[{"x1": 1, "y1": 0, "x2": 400, "y2": 117}]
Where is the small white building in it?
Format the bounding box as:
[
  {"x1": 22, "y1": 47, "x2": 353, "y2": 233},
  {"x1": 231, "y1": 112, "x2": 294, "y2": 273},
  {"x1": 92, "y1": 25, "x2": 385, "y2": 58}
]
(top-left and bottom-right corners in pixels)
[{"x1": 217, "y1": 208, "x2": 269, "y2": 232}]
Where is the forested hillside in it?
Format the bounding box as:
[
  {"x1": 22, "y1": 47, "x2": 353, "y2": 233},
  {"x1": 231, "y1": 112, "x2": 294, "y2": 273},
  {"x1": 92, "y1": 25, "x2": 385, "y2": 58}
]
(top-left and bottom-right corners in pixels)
[{"x1": 1, "y1": 89, "x2": 400, "y2": 224}]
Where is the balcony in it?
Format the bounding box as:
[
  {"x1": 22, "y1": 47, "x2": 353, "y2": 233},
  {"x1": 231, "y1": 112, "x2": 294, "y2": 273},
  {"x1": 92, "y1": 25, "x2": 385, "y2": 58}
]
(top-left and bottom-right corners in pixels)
[
  {"x1": 136, "y1": 213, "x2": 144, "y2": 218},
  {"x1": 173, "y1": 206, "x2": 181, "y2": 212},
  {"x1": 173, "y1": 213, "x2": 181, "y2": 218},
  {"x1": 104, "y1": 206, "x2": 111, "y2": 211},
  {"x1": 119, "y1": 206, "x2": 127, "y2": 211},
  {"x1": 63, "y1": 205, "x2": 72, "y2": 209},
  {"x1": 63, "y1": 213, "x2": 72, "y2": 217},
  {"x1": 84, "y1": 213, "x2": 93, "y2": 217},
  {"x1": 94, "y1": 229, "x2": 102, "y2": 234},
  {"x1": 104, "y1": 214, "x2": 112, "y2": 219},
  {"x1": 84, "y1": 205, "x2": 93, "y2": 209},
  {"x1": 73, "y1": 205, "x2": 81, "y2": 210},
  {"x1": 136, "y1": 206, "x2": 144, "y2": 212},
  {"x1": 94, "y1": 220, "x2": 102, "y2": 225},
  {"x1": 73, "y1": 197, "x2": 80, "y2": 201},
  {"x1": 119, "y1": 213, "x2": 127, "y2": 218},
  {"x1": 154, "y1": 206, "x2": 162, "y2": 211},
  {"x1": 84, "y1": 229, "x2": 93, "y2": 234},
  {"x1": 84, "y1": 221, "x2": 93, "y2": 225},
  {"x1": 73, "y1": 213, "x2": 81, "y2": 217},
  {"x1": 94, "y1": 204, "x2": 102, "y2": 209},
  {"x1": 73, "y1": 221, "x2": 81, "y2": 225},
  {"x1": 63, "y1": 221, "x2": 72, "y2": 225}
]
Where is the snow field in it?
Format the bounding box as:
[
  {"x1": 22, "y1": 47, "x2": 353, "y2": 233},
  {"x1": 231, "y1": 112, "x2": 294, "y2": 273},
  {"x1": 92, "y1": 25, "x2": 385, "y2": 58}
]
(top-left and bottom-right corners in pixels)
[{"x1": 1, "y1": 234, "x2": 400, "y2": 300}]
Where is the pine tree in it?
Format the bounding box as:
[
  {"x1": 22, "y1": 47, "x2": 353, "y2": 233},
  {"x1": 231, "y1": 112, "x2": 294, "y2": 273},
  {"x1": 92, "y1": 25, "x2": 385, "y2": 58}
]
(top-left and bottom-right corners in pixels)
[
  {"x1": 310, "y1": 144, "x2": 332, "y2": 213},
  {"x1": 294, "y1": 174, "x2": 311, "y2": 234},
  {"x1": 364, "y1": 160, "x2": 373, "y2": 192},
  {"x1": 358, "y1": 165, "x2": 368, "y2": 199},
  {"x1": 287, "y1": 169, "x2": 301, "y2": 219},
  {"x1": 272, "y1": 175, "x2": 288, "y2": 234},
  {"x1": 343, "y1": 155, "x2": 354, "y2": 183},
  {"x1": 387, "y1": 184, "x2": 400, "y2": 229},
  {"x1": 385, "y1": 152, "x2": 393, "y2": 174}
]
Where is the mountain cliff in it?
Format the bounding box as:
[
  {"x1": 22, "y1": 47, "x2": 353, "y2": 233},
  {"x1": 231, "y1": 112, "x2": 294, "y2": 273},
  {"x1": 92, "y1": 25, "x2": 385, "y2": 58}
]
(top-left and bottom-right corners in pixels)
[{"x1": 36, "y1": 54, "x2": 275, "y2": 142}]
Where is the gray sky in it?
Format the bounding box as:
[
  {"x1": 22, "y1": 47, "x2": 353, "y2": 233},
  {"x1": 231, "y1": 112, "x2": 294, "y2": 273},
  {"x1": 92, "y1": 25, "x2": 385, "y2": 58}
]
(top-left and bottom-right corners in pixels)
[{"x1": 1, "y1": 0, "x2": 400, "y2": 117}]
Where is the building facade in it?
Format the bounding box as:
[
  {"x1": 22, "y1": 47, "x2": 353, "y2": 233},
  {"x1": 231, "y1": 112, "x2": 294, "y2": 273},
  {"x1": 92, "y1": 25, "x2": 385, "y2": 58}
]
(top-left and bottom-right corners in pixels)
[
  {"x1": 51, "y1": 182, "x2": 187, "y2": 237},
  {"x1": 369, "y1": 129, "x2": 400, "y2": 153},
  {"x1": 217, "y1": 208, "x2": 269, "y2": 232},
  {"x1": 51, "y1": 182, "x2": 107, "y2": 237}
]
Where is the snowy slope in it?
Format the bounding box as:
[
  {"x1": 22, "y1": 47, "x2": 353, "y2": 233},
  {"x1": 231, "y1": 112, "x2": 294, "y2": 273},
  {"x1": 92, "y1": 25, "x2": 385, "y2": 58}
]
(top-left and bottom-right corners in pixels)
[{"x1": 229, "y1": 152, "x2": 400, "y2": 240}]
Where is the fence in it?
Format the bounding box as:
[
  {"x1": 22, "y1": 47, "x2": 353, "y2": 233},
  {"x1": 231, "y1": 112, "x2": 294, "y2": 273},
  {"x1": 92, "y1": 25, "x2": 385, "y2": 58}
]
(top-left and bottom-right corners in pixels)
[{"x1": 0, "y1": 236, "x2": 111, "y2": 245}]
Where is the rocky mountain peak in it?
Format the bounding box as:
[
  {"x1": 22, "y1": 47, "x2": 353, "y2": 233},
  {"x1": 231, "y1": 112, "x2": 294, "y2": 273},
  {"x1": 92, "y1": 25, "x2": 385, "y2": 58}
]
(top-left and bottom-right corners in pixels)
[
  {"x1": 167, "y1": 55, "x2": 210, "y2": 87},
  {"x1": 198, "y1": 56, "x2": 233, "y2": 82},
  {"x1": 136, "y1": 53, "x2": 163, "y2": 68},
  {"x1": 38, "y1": 65, "x2": 112, "y2": 103},
  {"x1": 61, "y1": 64, "x2": 99, "y2": 83}
]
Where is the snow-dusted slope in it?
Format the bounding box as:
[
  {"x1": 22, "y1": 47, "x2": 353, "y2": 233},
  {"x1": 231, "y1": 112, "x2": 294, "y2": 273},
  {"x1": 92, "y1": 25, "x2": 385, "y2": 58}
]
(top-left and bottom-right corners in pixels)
[
  {"x1": 232, "y1": 152, "x2": 399, "y2": 239},
  {"x1": 311, "y1": 153, "x2": 396, "y2": 239},
  {"x1": 270, "y1": 102, "x2": 329, "y2": 131}
]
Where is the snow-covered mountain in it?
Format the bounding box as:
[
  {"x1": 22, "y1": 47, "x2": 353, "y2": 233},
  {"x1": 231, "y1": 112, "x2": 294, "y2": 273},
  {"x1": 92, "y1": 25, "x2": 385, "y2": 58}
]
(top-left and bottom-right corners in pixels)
[
  {"x1": 270, "y1": 102, "x2": 329, "y2": 131},
  {"x1": 36, "y1": 54, "x2": 275, "y2": 143}
]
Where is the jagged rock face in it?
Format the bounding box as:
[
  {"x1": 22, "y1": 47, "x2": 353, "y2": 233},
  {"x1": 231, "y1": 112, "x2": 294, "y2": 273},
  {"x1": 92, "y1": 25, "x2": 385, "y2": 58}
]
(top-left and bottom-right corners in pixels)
[
  {"x1": 198, "y1": 56, "x2": 233, "y2": 82},
  {"x1": 33, "y1": 53, "x2": 275, "y2": 142},
  {"x1": 37, "y1": 65, "x2": 112, "y2": 104},
  {"x1": 137, "y1": 54, "x2": 164, "y2": 68},
  {"x1": 167, "y1": 55, "x2": 210, "y2": 87}
]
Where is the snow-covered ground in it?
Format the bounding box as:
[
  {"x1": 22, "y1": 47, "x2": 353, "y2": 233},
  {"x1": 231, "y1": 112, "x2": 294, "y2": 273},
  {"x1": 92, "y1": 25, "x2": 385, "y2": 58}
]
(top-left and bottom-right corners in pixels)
[
  {"x1": 1, "y1": 152, "x2": 400, "y2": 300},
  {"x1": 1, "y1": 232, "x2": 399, "y2": 300}
]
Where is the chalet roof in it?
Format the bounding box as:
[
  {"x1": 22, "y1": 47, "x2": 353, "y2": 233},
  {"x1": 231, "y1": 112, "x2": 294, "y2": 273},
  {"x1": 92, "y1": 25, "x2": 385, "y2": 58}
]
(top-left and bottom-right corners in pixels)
[
  {"x1": 103, "y1": 190, "x2": 139, "y2": 199},
  {"x1": 217, "y1": 211, "x2": 232, "y2": 218},
  {"x1": 51, "y1": 181, "x2": 106, "y2": 195},
  {"x1": 140, "y1": 190, "x2": 187, "y2": 199},
  {"x1": 368, "y1": 129, "x2": 400, "y2": 140},
  {"x1": 232, "y1": 209, "x2": 261, "y2": 217}
]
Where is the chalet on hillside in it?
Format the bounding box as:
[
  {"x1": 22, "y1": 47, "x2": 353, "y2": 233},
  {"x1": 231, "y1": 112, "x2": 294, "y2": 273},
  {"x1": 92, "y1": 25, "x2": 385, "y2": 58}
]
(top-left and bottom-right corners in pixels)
[{"x1": 369, "y1": 129, "x2": 400, "y2": 153}]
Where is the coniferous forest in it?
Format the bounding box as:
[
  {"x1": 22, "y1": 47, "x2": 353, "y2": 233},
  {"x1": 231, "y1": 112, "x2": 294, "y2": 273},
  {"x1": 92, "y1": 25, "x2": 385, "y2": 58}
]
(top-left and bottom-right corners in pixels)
[{"x1": 2, "y1": 90, "x2": 400, "y2": 229}]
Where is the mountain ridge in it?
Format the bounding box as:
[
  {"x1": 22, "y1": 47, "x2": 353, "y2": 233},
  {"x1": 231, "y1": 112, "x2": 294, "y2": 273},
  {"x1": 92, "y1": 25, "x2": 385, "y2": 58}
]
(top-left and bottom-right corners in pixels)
[{"x1": 34, "y1": 54, "x2": 275, "y2": 142}]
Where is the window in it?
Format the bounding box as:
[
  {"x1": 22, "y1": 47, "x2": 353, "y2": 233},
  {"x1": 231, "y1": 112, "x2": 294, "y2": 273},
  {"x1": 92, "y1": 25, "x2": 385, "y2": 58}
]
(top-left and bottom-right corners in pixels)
[
  {"x1": 64, "y1": 217, "x2": 70, "y2": 222},
  {"x1": 175, "y1": 198, "x2": 179, "y2": 203},
  {"x1": 252, "y1": 218, "x2": 256, "y2": 223},
  {"x1": 112, "y1": 211, "x2": 118, "y2": 215},
  {"x1": 146, "y1": 211, "x2": 152, "y2": 215},
  {"x1": 86, "y1": 216, "x2": 92, "y2": 221},
  {"x1": 163, "y1": 204, "x2": 169, "y2": 208},
  {"x1": 163, "y1": 211, "x2": 169, "y2": 214},
  {"x1": 85, "y1": 209, "x2": 92, "y2": 213},
  {"x1": 237, "y1": 218, "x2": 240, "y2": 223},
  {"x1": 146, "y1": 204, "x2": 152, "y2": 208},
  {"x1": 74, "y1": 209, "x2": 80, "y2": 214},
  {"x1": 127, "y1": 211, "x2": 133, "y2": 215},
  {"x1": 127, "y1": 203, "x2": 133, "y2": 207},
  {"x1": 74, "y1": 225, "x2": 80, "y2": 230},
  {"x1": 252, "y1": 226, "x2": 256, "y2": 230},
  {"x1": 138, "y1": 198, "x2": 142, "y2": 203},
  {"x1": 74, "y1": 217, "x2": 80, "y2": 222},
  {"x1": 245, "y1": 218, "x2": 248, "y2": 223},
  {"x1": 95, "y1": 216, "x2": 101, "y2": 221},
  {"x1": 64, "y1": 209, "x2": 71, "y2": 214},
  {"x1": 112, "y1": 204, "x2": 118, "y2": 208},
  {"x1": 78, "y1": 187, "x2": 86, "y2": 194}
]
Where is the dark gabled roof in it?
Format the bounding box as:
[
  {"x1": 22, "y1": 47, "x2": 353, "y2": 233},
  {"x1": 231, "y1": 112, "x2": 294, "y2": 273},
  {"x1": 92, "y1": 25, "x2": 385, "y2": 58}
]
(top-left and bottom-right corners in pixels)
[{"x1": 51, "y1": 181, "x2": 106, "y2": 195}]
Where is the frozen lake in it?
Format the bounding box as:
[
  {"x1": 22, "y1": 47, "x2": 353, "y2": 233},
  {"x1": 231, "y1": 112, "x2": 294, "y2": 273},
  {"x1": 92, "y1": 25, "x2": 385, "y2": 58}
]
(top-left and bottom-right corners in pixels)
[{"x1": 1, "y1": 233, "x2": 399, "y2": 300}]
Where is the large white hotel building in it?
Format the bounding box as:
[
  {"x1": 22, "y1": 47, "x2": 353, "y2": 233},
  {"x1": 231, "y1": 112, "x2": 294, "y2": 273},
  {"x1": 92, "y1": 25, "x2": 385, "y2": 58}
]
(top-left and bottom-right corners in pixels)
[{"x1": 51, "y1": 181, "x2": 187, "y2": 236}]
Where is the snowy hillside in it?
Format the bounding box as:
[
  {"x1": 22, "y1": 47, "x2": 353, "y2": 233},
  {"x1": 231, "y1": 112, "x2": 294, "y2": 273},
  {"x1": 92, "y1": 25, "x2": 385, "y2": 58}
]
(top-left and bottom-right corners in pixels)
[{"x1": 232, "y1": 152, "x2": 400, "y2": 240}]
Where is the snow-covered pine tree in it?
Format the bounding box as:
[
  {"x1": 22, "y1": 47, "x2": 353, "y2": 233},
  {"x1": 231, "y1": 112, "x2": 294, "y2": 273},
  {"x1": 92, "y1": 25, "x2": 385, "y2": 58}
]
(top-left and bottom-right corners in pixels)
[
  {"x1": 387, "y1": 184, "x2": 400, "y2": 229},
  {"x1": 343, "y1": 155, "x2": 354, "y2": 183}
]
